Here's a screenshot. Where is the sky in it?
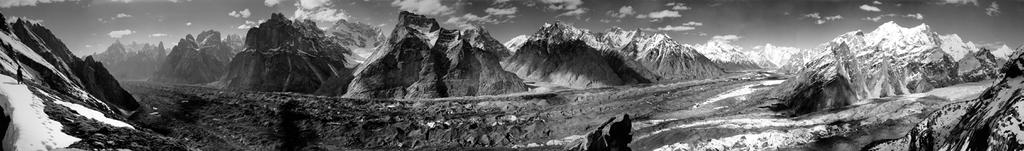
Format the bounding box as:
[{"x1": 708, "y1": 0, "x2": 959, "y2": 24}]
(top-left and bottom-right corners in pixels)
[{"x1": 0, "y1": 0, "x2": 1022, "y2": 56}]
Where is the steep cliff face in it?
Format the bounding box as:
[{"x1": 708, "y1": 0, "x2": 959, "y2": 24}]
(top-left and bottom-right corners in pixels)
[
  {"x1": 864, "y1": 46, "x2": 1024, "y2": 151},
  {"x1": 343, "y1": 11, "x2": 526, "y2": 99},
  {"x1": 151, "y1": 34, "x2": 226, "y2": 84},
  {"x1": 503, "y1": 23, "x2": 724, "y2": 88},
  {"x1": 222, "y1": 13, "x2": 356, "y2": 95},
  {"x1": 196, "y1": 30, "x2": 235, "y2": 63}
]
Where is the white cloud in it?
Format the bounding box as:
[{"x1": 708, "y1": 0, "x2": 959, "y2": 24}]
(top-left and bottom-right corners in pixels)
[
  {"x1": 485, "y1": 7, "x2": 517, "y2": 16},
  {"x1": 711, "y1": 35, "x2": 742, "y2": 42},
  {"x1": 942, "y1": 0, "x2": 978, "y2": 5},
  {"x1": 862, "y1": 13, "x2": 924, "y2": 22},
  {"x1": 493, "y1": 0, "x2": 510, "y2": 4},
  {"x1": 186, "y1": 22, "x2": 192, "y2": 26},
  {"x1": 906, "y1": 13, "x2": 924, "y2": 20},
  {"x1": 391, "y1": 0, "x2": 454, "y2": 16},
  {"x1": 825, "y1": 15, "x2": 843, "y2": 20},
  {"x1": 149, "y1": 33, "x2": 168, "y2": 37},
  {"x1": 237, "y1": 20, "x2": 264, "y2": 29},
  {"x1": 873, "y1": 1, "x2": 882, "y2": 5},
  {"x1": 115, "y1": 13, "x2": 132, "y2": 18},
  {"x1": 666, "y1": 2, "x2": 690, "y2": 10},
  {"x1": 299, "y1": 0, "x2": 329, "y2": 9},
  {"x1": 108, "y1": 29, "x2": 135, "y2": 38},
  {"x1": 1, "y1": 0, "x2": 77, "y2": 8},
  {"x1": 540, "y1": 0, "x2": 582, "y2": 10},
  {"x1": 229, "y1": 9, "x2": 252, "y2": 18},
  {"x1": 859, "y1": 5, "x2": 881, "y2": 12},
  {"x1": 647, "y1": 25, "x2": 695, "y2": 31},
  {"x1": 444, "y1": 13, "x2": 497, "y2": 29},
  {"x1": 293, "y1": 8, "x2": 349, "y2": 22},
  {"x1": 683, "y1": 21, "x2": 703, "y2": 26},
  {"x1": 609, "y1": 6, "x2": 635, "y2": 18},
  {"x1": 986, "y1": 2, "x2": 1000, "y2": 16},
  {"x1": 264, "y1": 0, "x2": 281, "y2": 6},
  {"x1": 558, "y1": 8, "x2": 587, "y2": 17},
  {"x1": 802, "y1": 13, "x2": 842, "y2": 24},
  {"x1": 293, "y1": 0, "x2": 349, "y2": 22},
  {"x1": 639, "y1": 10, "x2": 681, "y2": 19}
]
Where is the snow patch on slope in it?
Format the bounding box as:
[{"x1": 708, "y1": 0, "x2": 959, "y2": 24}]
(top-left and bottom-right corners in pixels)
[
  {"x1": 694, "y1": 80, "x2": 785, "y2": 108},
  {"x1": 53, "y1": 100, "x2": 134, "y2": 128},
  {"x1": 0, "y1": 75, "x2": 80, "y2": 151}
]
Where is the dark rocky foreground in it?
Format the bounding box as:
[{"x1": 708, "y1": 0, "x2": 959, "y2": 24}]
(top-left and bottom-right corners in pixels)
[
  {"x1": 122, "y1": 71, "x2": 773, "y2": 150},
  {"x1": 119, "y1": 70, "x2": 980, "y2": 150}
]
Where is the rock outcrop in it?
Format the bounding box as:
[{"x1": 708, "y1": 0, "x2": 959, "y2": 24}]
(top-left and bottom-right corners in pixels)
[
  {"x1": 503, "y1": 24, "x2": 724, "y2": 88},
  {"x1": 343, "y1": 11, "x2": 526, "y2": 99},
  {"x1": 763, "y1": 44, "x2": 859, "y2": 115},
  {"x1": 864, "y1": 46, "x2": 1024, "y2": 151},
  {"x1": 92, "y1": 40, "x2": 166, "y2": 80},
  {"x1": 568, "y1": 114, "x2": 633, "y2": 151},
  {"x1": 151, "y1": 33, "x2": 226, "y2": 84},
  {"x1": 764, "y1": 22, "x2": 1003, "y2": 115},
  {"x1": 222, "y1": 13, "x2": 356, "y2": 95},
  {"x1": 195, "y1": 30, "x2": 236, "y2": 63}
]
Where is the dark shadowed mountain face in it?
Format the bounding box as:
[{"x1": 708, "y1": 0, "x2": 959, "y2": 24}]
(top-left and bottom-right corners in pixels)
[
  {"x1": 222, "y1": 13, "x2": 357, "y2": 95},
  {"x1": 151, "y1": 33, "x2": 226, "y2": 84},
  {"x1": 196, "y1": 30, "x2": 235, "y2": 63},
  {"x1": 8, "y1": 19, "x2": 140, "y2": 114},
  {"x1": 865, "y1": 46, "x2": 1024, "y2": 151},
  {"x1": 343, "y1": 11, "x2": 527, "y2": 99},
  {"x1": 92, "y1": 40, "x2": 166, "y2": 81}
]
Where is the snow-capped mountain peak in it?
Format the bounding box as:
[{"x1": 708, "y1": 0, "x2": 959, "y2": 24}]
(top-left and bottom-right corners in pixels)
[
  {"x1": 938, "y1": 34, "x2": 978, "y2": 61},
  {"x1": 504, "y1": 35, "x2": 531, "y2": 53},
  {"x1": 991, "y1": 44, "x2": 1016, "y2": 60},
  {"x1": 693, "y1": 39, "x2": 746, "y2": 63}
]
